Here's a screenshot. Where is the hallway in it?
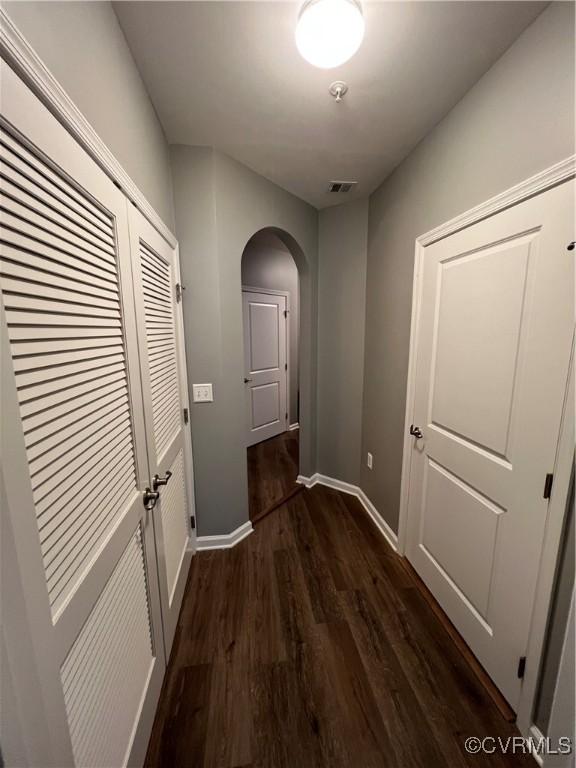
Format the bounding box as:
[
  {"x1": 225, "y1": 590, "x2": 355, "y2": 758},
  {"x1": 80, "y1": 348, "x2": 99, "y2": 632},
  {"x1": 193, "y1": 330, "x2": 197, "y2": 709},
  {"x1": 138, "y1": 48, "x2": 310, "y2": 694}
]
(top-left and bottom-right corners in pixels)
[
  {"x1": 247, "y1": 430, "x2": 300, "y2": 522},
  {"x1": 145, "y1": 485, "x2": 531, "y2": 768}
]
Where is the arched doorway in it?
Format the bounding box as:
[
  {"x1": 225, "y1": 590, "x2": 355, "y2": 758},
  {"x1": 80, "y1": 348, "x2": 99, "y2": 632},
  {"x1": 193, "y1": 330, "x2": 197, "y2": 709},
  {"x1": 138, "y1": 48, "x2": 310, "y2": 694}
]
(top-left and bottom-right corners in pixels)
[{"x1": 241, "y1": 228, "x2": 302, "y2": 522}]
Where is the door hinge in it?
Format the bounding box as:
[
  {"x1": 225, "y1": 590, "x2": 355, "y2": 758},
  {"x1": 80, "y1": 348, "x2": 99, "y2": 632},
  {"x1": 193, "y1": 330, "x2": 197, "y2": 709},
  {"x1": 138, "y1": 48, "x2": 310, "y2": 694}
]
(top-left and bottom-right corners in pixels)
[
  {"x1": 284, "y1": 309, "x2": 288, "y2": 318},
  {"x1": 517, "y1": 656, "x2": 526, "y2": 679},
  {"x1": 183, "y1": 407, "x2": 189, "y2": 424},
  {"x1": 543, "y1": 473, "x2": 554, "y2": 500},
  {"x1": 284, "y1": 363, "x2": 288, "y2": 371},
  {"x1": 285, "y1": 412, "x2": 288, "y2": 420},
  {"x1": 190, "y1": 515, "x2": 196, "y2": 530},
  {"x1": 175, "y1": 282, "x2": 185, "y2": 303}
]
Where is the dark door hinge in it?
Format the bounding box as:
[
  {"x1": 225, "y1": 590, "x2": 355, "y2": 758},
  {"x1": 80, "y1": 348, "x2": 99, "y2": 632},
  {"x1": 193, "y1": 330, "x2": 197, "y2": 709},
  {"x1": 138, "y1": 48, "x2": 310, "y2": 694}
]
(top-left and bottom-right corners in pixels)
[
  {"x1": 543, "y1": 473, "x2": 554, "y2": 500},
  {"x1": 283, "y1": 309, "x2": 288, "y2": 318},
  {"x1": 284, "y1": 363, "x2": 288, "y2": 371},
  {"x1": 285, "y1": 412, "x2": 288, "y2": 420},
  {"x1": 175, "y1": 283, "x2": 185, "y2": 302},
  {"x1": 517, "y1": 656, "x2": 526, "y2": 679},
  {"x1": 183, "y1": 407, "x2": 189, "y2": 424},
  {"x1": 190, "y1": 515, "x2": 196, "y2": 530}
]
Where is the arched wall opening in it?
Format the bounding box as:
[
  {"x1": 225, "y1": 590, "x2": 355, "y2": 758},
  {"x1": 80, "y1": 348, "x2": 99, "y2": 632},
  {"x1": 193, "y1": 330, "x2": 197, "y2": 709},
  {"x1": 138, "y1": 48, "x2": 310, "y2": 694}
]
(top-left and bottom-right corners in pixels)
[{"x1": 239, "y1": 227, "x2": 306, "y2": 521}]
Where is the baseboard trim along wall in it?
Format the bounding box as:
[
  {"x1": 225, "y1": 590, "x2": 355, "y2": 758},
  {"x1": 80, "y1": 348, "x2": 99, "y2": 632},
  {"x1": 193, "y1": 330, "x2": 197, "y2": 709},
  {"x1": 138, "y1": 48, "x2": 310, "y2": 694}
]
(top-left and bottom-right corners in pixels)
[
  {"x1": 296, "y1": 473, "x2": 398, "y2": 552},
  {"x1": 196, "y1": 521, "x2": 253, "y2": 551},
  {"x1": 289, "y1": 423, "x2": 300, "y2": 431}
]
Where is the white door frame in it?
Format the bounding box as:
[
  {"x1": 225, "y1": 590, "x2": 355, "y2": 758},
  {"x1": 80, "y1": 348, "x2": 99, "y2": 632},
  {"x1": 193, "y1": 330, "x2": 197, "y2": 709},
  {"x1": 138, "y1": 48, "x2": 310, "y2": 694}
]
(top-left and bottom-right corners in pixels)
[
  {"x1": 242, "y1": 284, "x2": 291, "y2": 427},
  {"x1": 397, "y1": 155, "x2": 575, "y2": 734},
  {"x1": 175, "y1": 244, "x2": 197, "y2": 557}
]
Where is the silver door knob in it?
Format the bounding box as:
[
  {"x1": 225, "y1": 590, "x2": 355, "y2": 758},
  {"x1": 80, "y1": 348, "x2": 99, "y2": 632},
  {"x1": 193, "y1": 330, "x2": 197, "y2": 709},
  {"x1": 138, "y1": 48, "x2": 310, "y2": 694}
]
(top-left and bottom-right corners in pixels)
[
  {"x1": 143, "y1": 488, "x2": 160, "y2": 510},
  {"x1": 152, "y1": 470, "x2": 172, "y2": 491},
  {"x1": 409, "y1": 425, "x2": 423, "y2": 439}
]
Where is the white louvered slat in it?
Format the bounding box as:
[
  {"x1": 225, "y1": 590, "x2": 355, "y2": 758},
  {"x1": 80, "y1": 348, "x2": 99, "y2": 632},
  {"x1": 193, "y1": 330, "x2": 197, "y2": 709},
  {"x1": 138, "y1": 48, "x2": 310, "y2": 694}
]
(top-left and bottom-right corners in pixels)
[
  {"x1": 0, "y1": 243, "x2": 119, "y2": 295},
  {"x1": 140, "y1": 240, "x2": 181, "y2": 458},
  {"x1": 17, "y1": 360, "x2": 126, "y2": 404},
  {"x1": 160, "y1": 450, "x2": 189, "y2": 604},
  {"x1": 0, "y1": 128, "x2": 111, "y2": 230},
  {"x1": 0, "y1": 132, "x2": 139, "y2": 617},
  {"x1": 0, "y1": 194, "x2": 116, "y2": 265},
  {"x1": 0, "y1": 173, "x2": 116, "y2": 251},
  {"x1": 1, "y1": 227, "x2": 118, "y2": 281},
  {"x1": 19, "y1": 367, "x2": 125, "y2": 419},
  {"x1": 60, "y1": 527, "x2": 154, "y2": 768}
]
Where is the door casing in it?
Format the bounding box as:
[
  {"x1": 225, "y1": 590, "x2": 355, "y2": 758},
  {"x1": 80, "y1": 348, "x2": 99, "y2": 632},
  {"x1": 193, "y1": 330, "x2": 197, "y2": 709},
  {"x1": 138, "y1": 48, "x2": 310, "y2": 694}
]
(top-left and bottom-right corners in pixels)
[{"x1": 397, "y1": 156, "x2": 576, "y2": 734}]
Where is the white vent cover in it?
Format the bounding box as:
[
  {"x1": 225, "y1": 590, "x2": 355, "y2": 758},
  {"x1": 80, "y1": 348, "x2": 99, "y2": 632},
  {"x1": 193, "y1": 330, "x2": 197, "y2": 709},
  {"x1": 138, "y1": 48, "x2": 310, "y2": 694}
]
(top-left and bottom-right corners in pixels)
[{"x1": 327, "y1": 181, "x2": 358, "y2": 193}]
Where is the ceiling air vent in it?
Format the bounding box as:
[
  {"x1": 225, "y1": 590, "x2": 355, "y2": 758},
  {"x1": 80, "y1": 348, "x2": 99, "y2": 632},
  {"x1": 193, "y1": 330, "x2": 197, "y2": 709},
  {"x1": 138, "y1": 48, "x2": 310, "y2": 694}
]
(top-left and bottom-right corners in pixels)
[{"x1": 327, "y1": 180, "x2": 358, "y2": 193}]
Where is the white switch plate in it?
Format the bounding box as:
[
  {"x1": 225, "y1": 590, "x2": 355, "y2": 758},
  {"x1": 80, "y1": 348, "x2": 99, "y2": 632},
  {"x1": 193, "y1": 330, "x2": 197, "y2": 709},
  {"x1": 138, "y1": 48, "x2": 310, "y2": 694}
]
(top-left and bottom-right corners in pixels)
[
  {"x1": 192, "y1": 383, "x2": 213, "y2": 403},
  {"x1": 367, "y1": 452, "x2": 373, "y2": 470}
]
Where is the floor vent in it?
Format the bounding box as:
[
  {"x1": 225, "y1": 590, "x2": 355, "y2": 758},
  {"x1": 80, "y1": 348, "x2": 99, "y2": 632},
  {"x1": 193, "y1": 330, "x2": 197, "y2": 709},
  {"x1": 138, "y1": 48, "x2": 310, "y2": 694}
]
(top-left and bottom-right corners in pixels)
[{"x1": 327, "y1": 180, "x2": 358, "y2": 193}]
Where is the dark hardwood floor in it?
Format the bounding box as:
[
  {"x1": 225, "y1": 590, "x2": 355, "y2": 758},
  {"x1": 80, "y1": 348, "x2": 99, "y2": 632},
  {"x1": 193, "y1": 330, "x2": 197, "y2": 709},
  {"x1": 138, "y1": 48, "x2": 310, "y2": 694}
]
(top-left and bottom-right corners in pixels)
[
  {"x1": 145, "y1": 484, "x2": 533, "y2": 768},
  {"x1": 247, "y1": 429, "x2": 300, "y2": 522}
]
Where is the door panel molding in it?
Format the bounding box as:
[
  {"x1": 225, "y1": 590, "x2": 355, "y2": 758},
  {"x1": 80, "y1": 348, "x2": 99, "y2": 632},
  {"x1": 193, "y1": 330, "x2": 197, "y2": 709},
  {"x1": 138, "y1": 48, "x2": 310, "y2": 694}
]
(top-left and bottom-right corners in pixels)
[
  {"x1": 242, "y1": 287, "x2": 289, "y2": 447},
  {"x1": 399, "y1": 156, "x2": 575, "y2": 553}
]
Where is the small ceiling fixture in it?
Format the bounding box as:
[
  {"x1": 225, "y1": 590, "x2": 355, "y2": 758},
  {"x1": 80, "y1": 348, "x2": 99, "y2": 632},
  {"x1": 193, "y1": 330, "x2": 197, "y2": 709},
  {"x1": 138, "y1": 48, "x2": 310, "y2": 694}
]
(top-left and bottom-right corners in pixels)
[
  {"x1": 295, "y1": 0, "x2": 365, "y2": 69},
  {"x1": 329, "y1": 81, "x2": 348, "y2": 102}
]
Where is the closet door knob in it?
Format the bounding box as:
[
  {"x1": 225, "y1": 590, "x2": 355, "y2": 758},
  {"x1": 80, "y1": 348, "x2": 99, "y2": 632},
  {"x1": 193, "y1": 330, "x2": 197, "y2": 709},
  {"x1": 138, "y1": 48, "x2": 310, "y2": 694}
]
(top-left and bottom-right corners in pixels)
[
  {"x1": 409, "y1": 424, "x2": 423, "y2": 439},
  {"x1": 143, "y1": 488, "x2": 160, "y2": 510},
  {"x1": 152, "y1": 470, "x2": 172, "y2": 491}
]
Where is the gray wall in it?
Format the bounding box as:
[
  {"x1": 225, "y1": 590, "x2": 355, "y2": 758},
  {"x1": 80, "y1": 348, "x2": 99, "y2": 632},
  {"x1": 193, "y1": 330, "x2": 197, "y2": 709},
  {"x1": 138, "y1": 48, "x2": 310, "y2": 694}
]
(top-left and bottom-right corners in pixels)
[
  {"x1": 317, "y1": 199, "x2": 368, "y2": 485},
  {"x1": 360, "y1": 2, "x2": 576, "y2": 532},
  {"x1": 171, "y1": 145, "x2": 318, "y2": 537},
  {"x1": 3, "y1": 1, "x2": 175, "y2": 229},
  {"x1": 241, "y1": 231, "x2": 300, "y2": 425}
]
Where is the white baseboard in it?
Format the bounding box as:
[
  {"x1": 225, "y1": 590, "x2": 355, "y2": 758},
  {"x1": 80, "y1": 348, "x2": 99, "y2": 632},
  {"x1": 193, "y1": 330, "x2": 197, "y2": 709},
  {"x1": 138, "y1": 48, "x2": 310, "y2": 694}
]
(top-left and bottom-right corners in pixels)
[
  {"x1": 289, "y1": 422, "x2": 300, "y2": 431},
  {"x1": 296, "y1": 473, "x2": 398, "y2": 552},
  {"x1": 196, "y1": 520, "x2": 253, "y2": 551}
]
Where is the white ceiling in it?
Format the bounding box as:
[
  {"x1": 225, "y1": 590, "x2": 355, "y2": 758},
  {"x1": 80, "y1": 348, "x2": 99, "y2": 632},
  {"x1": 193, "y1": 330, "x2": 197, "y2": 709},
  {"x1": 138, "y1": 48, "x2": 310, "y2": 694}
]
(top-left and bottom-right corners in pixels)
[{"x1": 114, "y1": 1, "x2": 546, "y2": 209}]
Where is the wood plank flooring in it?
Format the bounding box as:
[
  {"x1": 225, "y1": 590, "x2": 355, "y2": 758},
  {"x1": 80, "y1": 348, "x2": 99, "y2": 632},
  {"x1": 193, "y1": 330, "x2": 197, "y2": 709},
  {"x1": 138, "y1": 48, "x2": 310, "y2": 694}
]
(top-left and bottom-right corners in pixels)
[
  {"x1": 145, "y1": 485, "x2": 533, "y2": 768},
  {"x1": 247, "y1": 430, "x2": 299, "y2": 521}
]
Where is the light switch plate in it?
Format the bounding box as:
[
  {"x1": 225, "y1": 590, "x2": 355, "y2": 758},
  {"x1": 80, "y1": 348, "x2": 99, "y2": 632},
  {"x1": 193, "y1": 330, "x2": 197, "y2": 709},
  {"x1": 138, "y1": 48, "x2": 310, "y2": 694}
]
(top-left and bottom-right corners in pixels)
[{"x1": 192, "y1": 383, "x2": 213, "y2": 403}]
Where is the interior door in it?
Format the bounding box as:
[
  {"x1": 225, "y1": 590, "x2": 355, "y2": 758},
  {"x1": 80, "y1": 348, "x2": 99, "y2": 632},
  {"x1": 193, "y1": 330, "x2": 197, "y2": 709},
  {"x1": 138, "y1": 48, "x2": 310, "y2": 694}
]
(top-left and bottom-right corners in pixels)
[
  {"x1": 405, "y1": 180, "x2": 574, "y2": 709},
  {"x1": 0, "y1": 63, "x2": 164, "y2": 766},
  {"x1": 243, "y1": 289, "x2": 288, "y2": 446},
  {"x1": 127, "y1": 204, "x2": 194, "y2": 655}
]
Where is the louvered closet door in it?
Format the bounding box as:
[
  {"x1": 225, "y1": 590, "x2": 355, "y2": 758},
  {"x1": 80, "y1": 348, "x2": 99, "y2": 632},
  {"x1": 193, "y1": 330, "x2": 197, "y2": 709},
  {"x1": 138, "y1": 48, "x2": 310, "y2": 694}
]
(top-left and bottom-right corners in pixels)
[
  {"x1": 0, "y1": 63, "x2": 165, "y2": 766},
  {"x1": 127, "y1": 204, "x2": 194, "y2": 654}
]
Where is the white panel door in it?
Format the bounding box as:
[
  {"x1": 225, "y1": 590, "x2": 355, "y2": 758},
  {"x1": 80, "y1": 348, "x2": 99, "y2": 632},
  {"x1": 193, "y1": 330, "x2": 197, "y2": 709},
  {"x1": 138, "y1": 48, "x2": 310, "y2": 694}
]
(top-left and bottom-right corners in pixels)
[
  {"x1": 0, "y1": 63, "x2": 164, "y2": 766},
  {"x1": 127, "y1": 204, "x2": 194, "y2": 656},
  {"x1": 243, "y1": 290, "x2": 288, "y2": 446},
  {"x1": 405, "y1": 180, "x2": 574, "y2": 709}
]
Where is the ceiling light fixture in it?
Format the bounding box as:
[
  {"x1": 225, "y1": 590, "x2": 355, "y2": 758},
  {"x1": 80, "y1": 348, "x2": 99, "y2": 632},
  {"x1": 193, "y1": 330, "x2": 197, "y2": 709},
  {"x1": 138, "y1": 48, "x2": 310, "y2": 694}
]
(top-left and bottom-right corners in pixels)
[{"x1": 295, "y1": 0, "x2": 365, "y2": 69}]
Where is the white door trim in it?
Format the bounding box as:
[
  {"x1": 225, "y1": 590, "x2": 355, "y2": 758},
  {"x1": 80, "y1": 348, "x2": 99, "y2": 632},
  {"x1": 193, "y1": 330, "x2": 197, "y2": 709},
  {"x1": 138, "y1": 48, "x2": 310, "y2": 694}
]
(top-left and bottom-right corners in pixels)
[
  {"x1": 0, "y1": 7, "x2": 176, "y2": 249},
  {"x1": 175, "y1": 245, "x2": 198, "y2": 554},
  {"x1": 398, "y1": 156, "x2": 575, "y2": 733},
  {"x1": 516, "y1": 341, "x2": 574, "y2": 735}
]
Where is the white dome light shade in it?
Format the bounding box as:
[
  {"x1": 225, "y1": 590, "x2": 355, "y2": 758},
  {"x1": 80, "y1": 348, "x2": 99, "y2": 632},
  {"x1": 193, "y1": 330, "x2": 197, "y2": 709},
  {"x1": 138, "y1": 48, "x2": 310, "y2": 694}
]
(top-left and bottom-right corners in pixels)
[{"x1": 296, "y1": 0, "x2": 365, "y2": 69}]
